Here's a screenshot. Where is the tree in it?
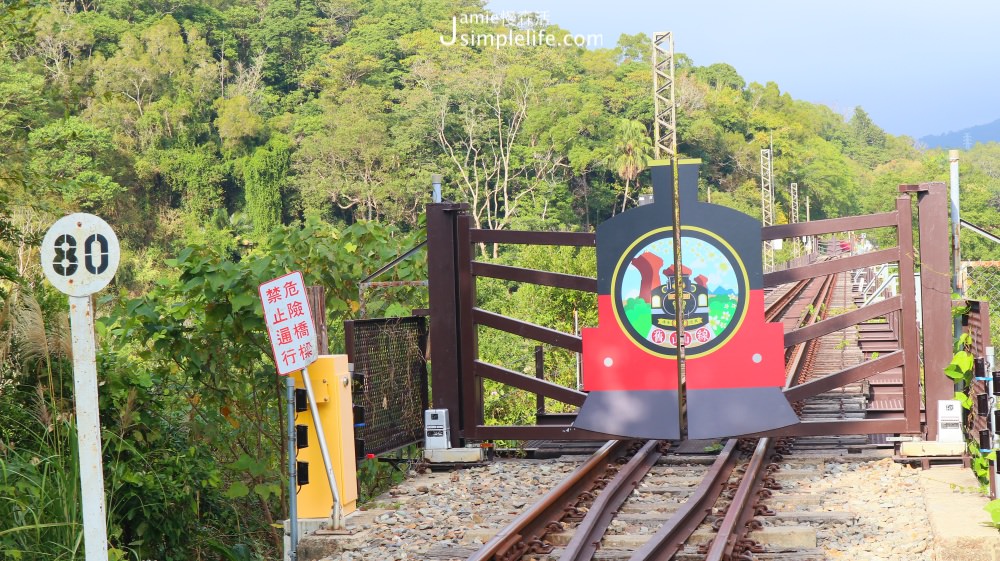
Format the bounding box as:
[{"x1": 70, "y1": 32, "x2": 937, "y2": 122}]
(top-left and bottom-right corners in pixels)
[
  {"x1": 214, "y1": 94, "x2": 263, "y2": 152},
  {"x1": 0, "y1": 50, "x2": 45, "y2": 146},
  {"x1": 695, "y1": 62, "x2": 745, "y2": 91},
  {"x1": 611, "y1": 119, "x2": 652, "y2": 212},
  {"x1": 28, "y1": 117, "x2": 123, "y2": 210},
  {"x1": 244, "y1": 136, "x2": 290, "y2": 238},
  {"x1": 408, "y1": 43, "x2": 558, "y2": 254},
  {"x1": 846, "y1": 106, "x2": 889, "y2": 168}
]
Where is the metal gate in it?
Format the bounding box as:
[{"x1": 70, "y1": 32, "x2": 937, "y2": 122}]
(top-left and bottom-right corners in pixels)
[
  {"x1": 345, "y1": 317, "x2": 429, "y2": 457},
  {"x1": 426, "y1": 182, "x2": 954, "y2": 445}
]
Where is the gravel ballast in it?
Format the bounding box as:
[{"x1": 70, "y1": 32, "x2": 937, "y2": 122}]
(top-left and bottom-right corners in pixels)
[{"x1": 300, "y1": 453, "x2": 991, "y2": 561}]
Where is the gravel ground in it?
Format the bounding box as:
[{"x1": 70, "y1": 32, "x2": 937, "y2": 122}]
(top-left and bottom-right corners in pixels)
[
  {"x1": 803, "y1": 457, "x2": 932, "y2": 561},
  {"x1": 311, "y1": 458, "x2": 579, "y2": 561},
  {"x1": 310, "y1": 455, "x2": 953, "y2": 561}
]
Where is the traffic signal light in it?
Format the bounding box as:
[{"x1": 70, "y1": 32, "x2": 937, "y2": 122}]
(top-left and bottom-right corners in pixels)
[{"x1": 297, "y1": 461, "x2": 309, "y2": 485}]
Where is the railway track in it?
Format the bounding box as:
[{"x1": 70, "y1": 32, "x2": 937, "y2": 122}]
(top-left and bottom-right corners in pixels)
[{"x1": 468, "y1": 272, "x2": 875, "y2": 561}]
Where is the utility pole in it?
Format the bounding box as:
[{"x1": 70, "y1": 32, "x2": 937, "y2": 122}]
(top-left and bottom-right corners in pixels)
[{"x1": 950, "y1": 149, "x2": 962, "y2": 295}]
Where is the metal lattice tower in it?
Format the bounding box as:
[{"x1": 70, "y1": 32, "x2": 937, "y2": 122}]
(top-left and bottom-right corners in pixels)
[
  {"x1": 790, "y1": 182, "x2": 799, "y2": 223},
  {"x1": 652, "y1": 32, "x2": 676, "y2": 159},
  {"x1": 790, "y1": 182, "x2": 799, "y2": 257},
  {"x1": 760, "y1": 148, "x2": 774, "y2": 272}
]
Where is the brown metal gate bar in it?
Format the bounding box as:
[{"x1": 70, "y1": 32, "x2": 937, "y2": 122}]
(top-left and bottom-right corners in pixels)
[{"x1": 751, "y1": 192, "x2": 923, "y2": 437}]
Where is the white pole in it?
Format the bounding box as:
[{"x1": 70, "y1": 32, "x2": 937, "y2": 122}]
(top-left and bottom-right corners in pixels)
[
  {"x1": 69, "y1": 296, "x2": 109, "y2": 561},
  {"x1": 431, "y1": 173, "x2": 443, "y2": 203},
  {"x1": 301, "y1": 366, "x2": 343, "y2": 529}
]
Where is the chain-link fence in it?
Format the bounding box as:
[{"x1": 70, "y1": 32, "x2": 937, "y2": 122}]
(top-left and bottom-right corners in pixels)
[
  {"x1": 963, "y1": 262, "x2": 1000, "y2": 349},
  {"x1": 346, "y1": 316, "x2": 429, "y2": 458}
]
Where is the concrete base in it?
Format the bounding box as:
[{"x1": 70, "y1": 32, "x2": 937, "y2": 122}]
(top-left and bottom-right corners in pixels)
[
  {"x1": 919, "y1": 466, "x2": 1000, "y2": 561},
  {"x1": 424, "y1": 447, "x2": 484, "y2": 463},
  {"x1": 900, "y1": 441, "x2": 966, "y2": 457},
  {"x1": 283, "y1": 518, "x2": 332, "y2": 561}
]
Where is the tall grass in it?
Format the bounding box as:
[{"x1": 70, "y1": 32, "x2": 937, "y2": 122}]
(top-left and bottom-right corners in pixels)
[
  {"x1": 0, "y1": 389, "x2": 83, "y2": 560},
  {"x1": 0, "y1": 286, "x2": 86, "y2": 560}
]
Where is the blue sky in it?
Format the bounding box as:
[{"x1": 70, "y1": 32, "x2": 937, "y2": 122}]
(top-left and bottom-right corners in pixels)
[{"x1": 485, "y1": 0, "x2": 1000, "y2": 139}]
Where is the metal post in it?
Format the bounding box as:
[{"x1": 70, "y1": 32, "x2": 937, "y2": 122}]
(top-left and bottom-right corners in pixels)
[
  {"x1": 806, "y1": 195, "x2": 812, "y2": 254},
  {"x1": 286, "y1": 377, "x2": 298, "y2": 560},
  {"x1": 534, "y1": 346, "x2": 544, "y2": 416},
  {"x1": 432, "y1": 173, "x2": 443, "y2": 204},
  {"x1": 950, "y1": 150, "x2": 964, "y2": 368},
  {"x1": 989, "y1": 345, "x2": 996, "y2": 499},
  {"x1": 69, "y1": 296, "x2": 109, "y2": 561},
  {"x1": 902, "y1": 182, "x2": 952, "y2": 440},
  {"x1": 301, "y1": 366, "x2": 343, "y2": 529},
  {"x1": 426, "y1": 203, "x2": 468, "y2": 447},
  {"x1": 950, "y1": 150, "x2": 962, "y2": 295},
  {"x1": 574, "y1": 309, "x2": 581, "y2": 390}
]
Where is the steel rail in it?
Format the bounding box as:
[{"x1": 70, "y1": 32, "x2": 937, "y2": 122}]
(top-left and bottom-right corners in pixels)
[
  {"x1": 703, "y1": 438, "x2": 776, "y2": 561},
  {"x1": 558, "y1": 440, "x2": 665, "y2": 560},
  {"x1": 784, "y1": 273, "x2": 837, "y2": 388},
  {"x1": 764, "y1": 277, "x2": 812, "y2": 323},
  {"x1": 628, "y1": 439, "x2": 740, "y2": 561},
  {"x1": 466, "y1": 440, "x2": 628, "y2": 561},
  {"x1": 704, "y1": 273, "x2": 836, "y2": 560},
  {"x1": 631, "y1": 273, "x2": 836, "y2": 560}
]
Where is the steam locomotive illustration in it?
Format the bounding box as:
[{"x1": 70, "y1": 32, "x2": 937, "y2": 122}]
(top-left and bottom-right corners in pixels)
[
  {"x1": 573, "y1": 161, "x2": 799, "y2": 440},
  {"x1": 645, "y1": 262, "x2": 710, "y2": 345}
]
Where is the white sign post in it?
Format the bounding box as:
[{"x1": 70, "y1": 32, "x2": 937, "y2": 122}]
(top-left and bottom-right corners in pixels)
[
  {"x1": 40, "y1": 213, "x2": 120, "y2": 561},
  {"x1": 258, "y1": 272, "x2": 342, "y2": 529}
]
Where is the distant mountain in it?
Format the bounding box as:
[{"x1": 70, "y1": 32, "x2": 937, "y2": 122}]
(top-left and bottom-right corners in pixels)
[
  {"x1": 710, "y1": 286, "x2": 734, "y2": 296},
  {"x1": 920, "y1": 118, "x2": 1000, "y2": 149}
]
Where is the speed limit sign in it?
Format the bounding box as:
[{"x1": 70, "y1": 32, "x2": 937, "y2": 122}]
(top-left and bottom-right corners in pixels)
[
  {"x1": 41, "y1": 213, "x2": 120, "y2": 296},
  {"x1": 40, "y1": 213, "x2": 119, "y2": 561}
]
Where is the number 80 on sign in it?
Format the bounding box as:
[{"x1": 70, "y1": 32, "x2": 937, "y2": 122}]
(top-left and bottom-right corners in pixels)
[{"x1": 41, "y1": 213, "x2": 120, "y2": 297}]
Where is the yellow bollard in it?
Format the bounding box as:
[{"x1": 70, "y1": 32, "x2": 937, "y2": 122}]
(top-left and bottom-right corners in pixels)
[{"x1": 290, "y1": 355, "x2": 358, "y2": 519}]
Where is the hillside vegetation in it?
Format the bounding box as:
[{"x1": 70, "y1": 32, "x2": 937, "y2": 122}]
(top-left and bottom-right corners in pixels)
[{"x1": 4, "y1": 0, "x2": 1000, "y2": 558}]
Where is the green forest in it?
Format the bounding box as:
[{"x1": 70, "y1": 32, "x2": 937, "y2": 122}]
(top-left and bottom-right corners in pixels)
[{"x1": 4, "y1": 0, "x2": 1000, "y2": 558}]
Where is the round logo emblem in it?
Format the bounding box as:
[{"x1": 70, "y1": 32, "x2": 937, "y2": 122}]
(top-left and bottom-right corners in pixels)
[{"x1": 611, "y1": 226, "x2": 749, "y2": 358}]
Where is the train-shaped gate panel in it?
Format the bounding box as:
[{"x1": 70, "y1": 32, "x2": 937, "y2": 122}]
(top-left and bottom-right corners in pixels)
[{"x1": 575, "y1": 161, "x2": 799, "y2": 440}]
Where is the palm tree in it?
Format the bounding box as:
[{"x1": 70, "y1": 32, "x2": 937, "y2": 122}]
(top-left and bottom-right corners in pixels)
[{"x1": 612, "y1": 119, "x2": 653, "y2": 213}]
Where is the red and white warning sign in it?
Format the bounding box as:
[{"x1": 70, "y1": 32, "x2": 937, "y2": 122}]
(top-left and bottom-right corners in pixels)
[{"x1": 259, "y1": 271, "x2": 318, "y2": 375}]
